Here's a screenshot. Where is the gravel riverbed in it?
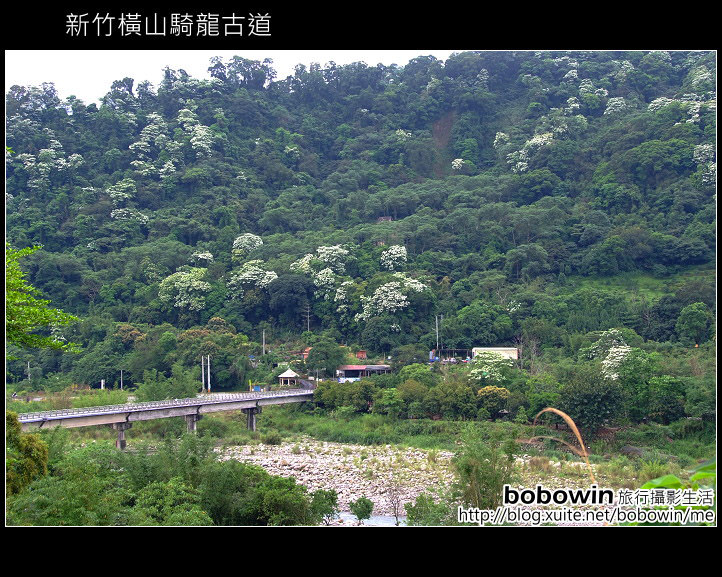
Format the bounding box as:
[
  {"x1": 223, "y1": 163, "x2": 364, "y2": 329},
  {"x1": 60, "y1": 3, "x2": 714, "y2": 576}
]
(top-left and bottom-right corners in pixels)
[
  {"x1": 217, "y1": 437, "x2": 456, "y2": 519},
  {"x1": 216, "y1": 438, "x2": 609, "y2": 526}
]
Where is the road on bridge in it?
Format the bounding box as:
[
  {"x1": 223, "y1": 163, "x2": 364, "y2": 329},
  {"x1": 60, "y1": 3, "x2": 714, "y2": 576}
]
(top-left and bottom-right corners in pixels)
[{"x1": 16, "y1": 388, "x2": 315, "y2": 448}]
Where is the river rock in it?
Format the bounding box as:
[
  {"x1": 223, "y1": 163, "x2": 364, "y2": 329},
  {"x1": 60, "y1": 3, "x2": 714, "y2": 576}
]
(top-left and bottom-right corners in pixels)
[{"x1": 217, "y1": 437, "x2": 455, "y2": 517}]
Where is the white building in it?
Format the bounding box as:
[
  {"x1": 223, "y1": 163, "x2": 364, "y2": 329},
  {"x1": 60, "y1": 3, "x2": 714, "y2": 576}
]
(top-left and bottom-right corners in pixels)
[{"x1": 471, "y1": 347, "x2": 519, "y2": 360}]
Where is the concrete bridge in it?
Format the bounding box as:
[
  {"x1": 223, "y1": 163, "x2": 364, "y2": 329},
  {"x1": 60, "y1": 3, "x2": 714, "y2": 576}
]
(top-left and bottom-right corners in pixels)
[{"x1": 16, "y1": 389, "x2": 314, "y2": 449}]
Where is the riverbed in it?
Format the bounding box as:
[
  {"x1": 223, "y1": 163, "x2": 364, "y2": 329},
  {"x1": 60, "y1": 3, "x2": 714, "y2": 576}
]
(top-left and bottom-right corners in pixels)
[{"x1": 217, "y1": 437, "x2": 455, "y2": 521}]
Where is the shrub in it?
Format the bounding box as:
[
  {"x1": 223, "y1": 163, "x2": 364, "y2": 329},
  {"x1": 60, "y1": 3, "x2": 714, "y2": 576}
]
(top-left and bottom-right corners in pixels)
[
  {"x1": 349, "y1": 496, "x2": 374, "y2": 525},
  {"x1": 262, "y1": 431, "x2": 283, "y2": 445},
  {"x1": 453, "y1": 425, "x2": 517, "y2": 510}
]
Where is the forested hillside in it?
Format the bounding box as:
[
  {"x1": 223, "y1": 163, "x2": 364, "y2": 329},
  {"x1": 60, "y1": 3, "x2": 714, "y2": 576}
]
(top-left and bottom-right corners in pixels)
[{"x1": 5, "y1": 50, "x2": 716, "y2": 416}]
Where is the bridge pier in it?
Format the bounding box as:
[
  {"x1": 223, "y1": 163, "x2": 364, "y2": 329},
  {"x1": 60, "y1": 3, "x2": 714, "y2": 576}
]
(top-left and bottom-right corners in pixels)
[
  {"x1": 242, "y1": 407, "x2": 262, "y2": 431},
  {"x1": 185, "y1": 413, "x2": 202, "y2": 433},
  {"x1": 111, "y1": 422, "x2": 132, "y2": 450}
]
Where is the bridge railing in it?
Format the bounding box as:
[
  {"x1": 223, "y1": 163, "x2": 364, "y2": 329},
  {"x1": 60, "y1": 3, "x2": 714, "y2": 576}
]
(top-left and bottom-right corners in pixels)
[{"x1": 16, "y1": 388, "x2": 313, "y2": 422}]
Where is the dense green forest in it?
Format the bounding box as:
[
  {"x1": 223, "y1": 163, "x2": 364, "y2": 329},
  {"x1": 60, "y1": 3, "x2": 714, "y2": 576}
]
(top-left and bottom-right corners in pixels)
[
  {"x1": 5, "y1": 49, "x2": 717, "y2": 527},
  {"x1": 6, "y1": 51, "x2": 716, "y2": 424}
]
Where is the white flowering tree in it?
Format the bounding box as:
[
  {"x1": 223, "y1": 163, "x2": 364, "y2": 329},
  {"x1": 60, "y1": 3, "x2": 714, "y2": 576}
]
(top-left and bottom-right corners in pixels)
[
  {"x1": 506, "y1": 132, "x2": 554, "y2": 173},
  {"x1": 468, "y1": 351, "x2": 514, "y2": 385},
  {"x1": 333, "y1": 280, "x2": 356, "y2": 316},
  {"x1": 315, "y1": 245, "x2": 350, "y2": 274},
  {"x1": 190, "y1": 251, "x2": 214, "y2": 265},
  {"x1": 648, "y1": 94, "x2": 716, "y2": 124},
  {"x1": 600, "y1": 345, "x2": 632, "y2": 381},
  {"x1": 13, "y1": 134, "x2": 84, "y2": 195},
  {"x1": 159, "y1": 160, "x2": 177, "y2": 181},
  {"x1": 158, "y1": 268, "x2": 212, "y2": 312},
  {"x1": 232, "y1": 233, "x2": 264, "y2": 260},
  {"x1": 582, "y1": 329, "x2": 632, "y2": 381},
  {"x1": 287, "y1": 246, "x2": 355, "y2": 312},
  {"x1": 106, "y1": 178, "x2": 137, "y2": 206},
  {"x1": 392, "y1": 273, "x2": 427, "y2": 293},
  {"x1": 289, "y1": 253, "x2": 316, "y2": 274},
  {"x1": 582, "y1": 328, "x2": 628, "y2": 360},
  {"x1": 177, "y1": 107, "x2": 214, "y2": 159},
  {"x1": 129, "y1": 112, "x2": 173, "y2": 178},
  {"x1": 227, "y1": 260, "x2": 278, "y2": 300},
  {"x1": 579, "y1": 78, "x2": 608, "y2": 98},
  {"x1": 693, "y1": 143, "x2": 716, "y2": 187},
  {"x1": 312, "y1": 267, "x2": 337, "y2": 300},
  {"x1": 354, "y1": 274, "x2": 427, "y2": 322},
  {"x1": 380, "y1": 245, "x2": 407, "y2": 271},
  {"x1": 355, "y1": 282, "x2": 409, "y2": 322},
  {"x1": 493, "y1": 132, "x2": 510, "y2": 149},
  {"x1": 110, "y1": 208, "x2": 149, "y2": 224},
  {"x1": 604, "y1": 97, "x2": 627, "y2": 116}
]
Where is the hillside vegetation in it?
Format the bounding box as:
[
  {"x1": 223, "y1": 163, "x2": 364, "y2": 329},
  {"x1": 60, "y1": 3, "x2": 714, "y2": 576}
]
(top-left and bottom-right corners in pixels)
[{"x1": 6, "y1": 50, "x2": 716, "y2": 429}]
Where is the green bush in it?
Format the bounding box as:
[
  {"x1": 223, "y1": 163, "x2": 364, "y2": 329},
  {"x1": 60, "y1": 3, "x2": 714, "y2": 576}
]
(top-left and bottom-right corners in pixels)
[
  {"x1": 262, "y1": 431, "x2": 283, "y2": 445},
  {"x1": 349, "y1": 496, "x2": 374, "y2": 525},
  {"x1": 453, "y1": 425, "x2": 517, "y2": 510}
]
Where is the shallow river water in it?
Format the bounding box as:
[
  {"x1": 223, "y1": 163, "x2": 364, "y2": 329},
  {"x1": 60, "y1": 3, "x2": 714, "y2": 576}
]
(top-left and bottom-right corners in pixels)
[{"x1": 332, "y1": 512, "x2": 406, "y2": 526}]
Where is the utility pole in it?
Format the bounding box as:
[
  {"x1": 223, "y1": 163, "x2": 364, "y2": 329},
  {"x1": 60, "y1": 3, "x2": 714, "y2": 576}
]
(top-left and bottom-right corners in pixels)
[
  {"x1": 439, "y1": 315, "x2": 444, "y2": 354},
  {"x1": 201, "y1": 356, "x2": 205, "y2": 393},
  {"x1": 206, "y1": 356, "x2": 211, "y2": 393},
  {"x1": 435, "y1": 315, "x2": 444, "y2": 357},
  {"x1": 262, "y1": 329, "x2": 266, "y2": 355},
  {"x1": 120, "y1": 369, "x2": 123, "y2": 390}
]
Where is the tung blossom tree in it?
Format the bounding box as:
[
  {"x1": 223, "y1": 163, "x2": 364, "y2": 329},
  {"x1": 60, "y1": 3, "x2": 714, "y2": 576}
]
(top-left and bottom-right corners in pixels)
[
  {"x1": 106, "y1": 178, "x2": 137, "y2": 206},
  {"x1": 693, "y1": 143, "x2": 716, "y2": 186},
  {"x1": 289, "y1": 253, "x2": 315, "y2": 274},
  {"x1": 380, "y1": 245, "x2": 407, "y2": 271},
  {"x1": 506, "y1": 132, "x2": 555, "y2": 173},
  {"x1": 355, "y1": 282, "x2": 409, "y2": 322},
  {"x1": 493, "y1": 132, "x2": 510, "y2": 148},
  {"x1": 287, "y1": 246, "x2": 358, "y2": 313},
  {"x1": 315, "y1": 245, "x2": 350, "y2": 274},
  {"x1": 158, "y1": 268, "x2": 212, "y2": 312},
  {"x1": 354, "y1": 275, "x2": 427, "y2": 322},
  {"x1": 312, "y1": 267, "x2": 337, "y2": 300},
  {"x1": 468, "y1": 351, "x2": 514, "y2": 385},
  {"x1": 583, "y1": 329, "x2": 632, "y2": 381},
  {"x1": 333, "y1": 280, "x2": 356, "y2": 315},
  {"x1": 600, "y1": 345, "x2": 632, "y2": 380},
  {"x1": 604, "y1": 97, "x2": 627, "y2": 115},
  {"x1": 110, "y1": 208, "x2": 148, "y2": 224},
  {"x1": 232, "y1": 233, "x2": 264, "y2": 260},
  {"x1": 129, "y1": 112, "x2": 172, "y2": 178},
  {"x1": 177, "y1": 107, "x2": 214, "y2": 159},
  {"x1": 583, "y1": 328, "x2": 627, "y2": 360},
  {"x1": 13, "y1": 134, "x2": 84, "y2": 195},
  {"x1": 227, "y1": 260, "x2": 278, "y2": 299},
  {"x1": 190, "y1": 251, "x2": 214, "y2": 265}
]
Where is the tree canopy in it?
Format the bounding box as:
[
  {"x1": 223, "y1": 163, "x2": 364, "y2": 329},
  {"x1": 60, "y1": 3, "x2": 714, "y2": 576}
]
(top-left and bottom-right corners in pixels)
[
  {"x1": 6, "y1": 244, "x2": 80, "y2": 352},
  {"x1": 5, "y1": 50, "x2": 716, "y2": 399}
]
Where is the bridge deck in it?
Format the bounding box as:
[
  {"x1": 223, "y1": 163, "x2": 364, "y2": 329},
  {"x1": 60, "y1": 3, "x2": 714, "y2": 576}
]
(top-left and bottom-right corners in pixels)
[{"x1": 16, "y1": 389, "x2": 314, "y2": 430}]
